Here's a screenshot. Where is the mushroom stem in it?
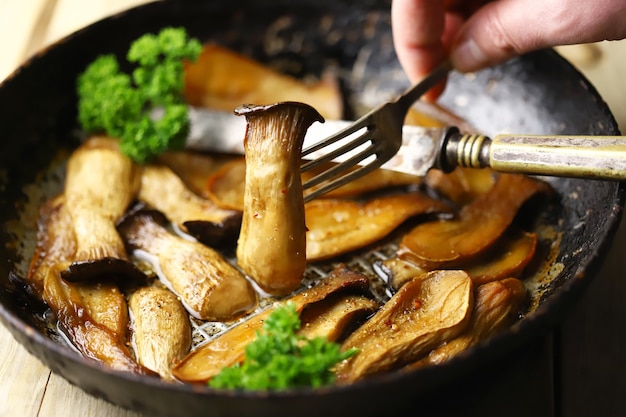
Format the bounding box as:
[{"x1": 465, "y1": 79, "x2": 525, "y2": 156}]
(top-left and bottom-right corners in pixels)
[{"x1": 235, "y1": 102, "x2": 324, "y2": 296}]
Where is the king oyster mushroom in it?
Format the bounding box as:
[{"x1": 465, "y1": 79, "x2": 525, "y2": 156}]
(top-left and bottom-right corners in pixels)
[
  {"x1": 27, "y1": 195, "x2": 75, "y2": 301},
  {"x1": 405, "y1": 277, "x2": 527, "y2": 370},
  {"x1": 298, "y1": 294, "x2": 380, "y2": 341},
  {"x1": 235, "y1": 101, "x2": 324, "y2": 296},
  {"x1": 172, "y1": 264, "x2": 370, "y2": 383},
  {"x1": 118, "y1": 209, "x2": 257, "y2": 321},
  {"x1": 138, "y1": 163, "x2": 241, "y2": 247},
  {"x1": 305, "y1": 192, "x2": 452, "y2": 261},
  {"x1": 184, "y1": 44, "x2": 343, "y2": 120},
  {"x1": 399, "y1": 173, "x2": 552, "y2": 269},
  {"x1": 43, "y1": 267, "x2": 153, "y2": 375},
  {"x1": 335, "y1": 269, "x2": 473, "y2": 383},
  {"x1": 129, "y1": 285, "x2": 192, "y2": 381},
  {"x1": 383, "y1": 227, "x2": 538, "y2": 290},
  {"x1": 61, "y1": 136, "x2": 144, "y2": 282},
  {"x1": 29, "y1": 194, "x2": 143, "y2": 373}
]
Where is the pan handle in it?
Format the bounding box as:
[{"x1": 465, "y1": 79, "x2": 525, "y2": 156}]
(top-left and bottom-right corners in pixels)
[{"x1": 444, "y1": 132, "x2": 626, "y2": 180}]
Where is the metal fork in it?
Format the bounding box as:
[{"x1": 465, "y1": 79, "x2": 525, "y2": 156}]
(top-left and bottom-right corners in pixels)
[{"x1": 301, "y1": 60, "x2": 453, "y2": 202}]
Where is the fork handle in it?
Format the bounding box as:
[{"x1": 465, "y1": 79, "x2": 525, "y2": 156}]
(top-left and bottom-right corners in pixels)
[{"x1": 445, "y1": 130, "x2": 626, "y2": 180}]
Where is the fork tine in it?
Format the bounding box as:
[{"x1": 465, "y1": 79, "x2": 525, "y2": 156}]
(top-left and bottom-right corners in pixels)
[
  {"x1": 303, "y1": 157, "x2": 384, "y2": 203},
  {"x1": 301, "y1": 116, "x2": 371, "y2": 157},
  {"x1": 302, "y1": 144, "x2": 377, "y2": 189},
  {"x1": 301, "y1": 129, "x2": 373, "y2": 172}
]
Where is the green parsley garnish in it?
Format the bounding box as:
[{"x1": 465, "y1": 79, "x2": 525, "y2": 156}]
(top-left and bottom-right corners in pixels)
[
  {"x1": 209, "y1": 302, "x2": 357, "y2": 390},
  {"x1": 76, "y1": 27, "x2": 202, "y2": 163}
]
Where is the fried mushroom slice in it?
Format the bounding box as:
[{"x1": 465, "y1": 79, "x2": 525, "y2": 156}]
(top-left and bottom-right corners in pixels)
[
  {"x1": 298, "y1": 294, "x2": 380, "y2": 342},
  {"x1": 376, "y1": 257, "x2": 429, "y2": 292},
  {"x1": 138, "y1": 164, "x2": 241, "y2": 247},
  {"x1": 184, "y1": 43, "x2": 343, "y2": 120},
  {"x1": 236, "y1": 102, "x2": 323, "y2": 296},
  {"x1": 399, "y1": 173, "x2": 551, "y2": 269},
  {"x1": 129, "y1": 285, "x2": 192, "y2": 381},
  {"x1": 28, "y1": 194, "x2": 131, "y2": 342},
  {"x1": 172, "y1": 264, "x2": 369, "y2": 383},
  {"x1": 305, "y1": 192, "x2": 452, "y2": 261},
  {"x1": 43, "y1": 267, "x2": 153, "y2": 375},
  {"x1": 204, "y1": 157, "x2": 247, "y2": 211},
  {"x1": 118, "y1": 210, "x2": 257, "y2": 321},
  {"x1": 461, "y1": 229, "x2": 537, "y2": 285},
  {"x1": 425, "y1": 167, "x2": 495, "y2": 207},
  {"x1": 157, "y1": 150, "x2": 236, "y2": 198},
  {"x1": 75, "y1": 280, "x2": 130, "y2": 341},
  {"x1": 27, "y1": 195, "x2": 76, "y2": 301},
  {"x1": 384, "y1": 227, "x2": 538, "y2": 290},
  {"x1": 335, "y1": 270, "x2": 473, "y2": 383},
  {"x1": 405, "y1": 277, "x2": 527, "y2": 370}
]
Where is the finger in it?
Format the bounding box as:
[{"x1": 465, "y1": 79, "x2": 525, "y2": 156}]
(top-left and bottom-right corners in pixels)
[
  {"x1": 392, "y1": 0, "x2": 455, "y2": 100},
  {"x1": 392, "y1": 0, "x2": 447, "y2": 82},
  {"x1": 450, "y1": 0, "x2": 626, "y2": 72}
]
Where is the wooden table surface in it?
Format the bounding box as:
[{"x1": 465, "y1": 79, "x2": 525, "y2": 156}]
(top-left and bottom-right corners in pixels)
[{"x1": 1, "y1": 1, "x2": 626, "y2": 416}]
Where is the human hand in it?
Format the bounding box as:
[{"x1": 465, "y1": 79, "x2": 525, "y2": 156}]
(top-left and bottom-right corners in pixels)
[{"x1": 392, "y1": 0, "x2": 626, "y2": 98}]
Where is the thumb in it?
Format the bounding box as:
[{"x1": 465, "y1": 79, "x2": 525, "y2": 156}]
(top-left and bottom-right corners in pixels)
[{"x1": 450, "y1": 0, "x2": 626, "y2": 72}]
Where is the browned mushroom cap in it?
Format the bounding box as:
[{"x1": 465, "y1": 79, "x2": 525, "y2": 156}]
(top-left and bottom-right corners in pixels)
[
  {"x1": 172, "y1": 264, "x2": 370, "y2": 384},
  {"x1": 335, "y1": 269, "x2": 473, "y2": 383},
  {"x1": 235, "y1": 101, "x2": 323, "y2": 296}
]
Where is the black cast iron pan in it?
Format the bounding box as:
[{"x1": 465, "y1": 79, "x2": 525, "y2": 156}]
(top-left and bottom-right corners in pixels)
[{"x1": 0, "y1": 1, "x2": 624, "y2": 416}]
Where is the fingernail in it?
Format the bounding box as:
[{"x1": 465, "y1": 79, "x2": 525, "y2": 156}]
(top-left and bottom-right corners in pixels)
[{"x1": 451, "y1": 38, "x2": 489, "y2": 72}]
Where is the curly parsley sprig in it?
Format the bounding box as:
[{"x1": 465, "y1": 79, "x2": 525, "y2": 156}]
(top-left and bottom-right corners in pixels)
[
  {"x1": 76, "y1": 27, "x2": 202, "y2": 163},
  {"x1": 209, "y1": 302, "x2": 357, "y2": 390}
]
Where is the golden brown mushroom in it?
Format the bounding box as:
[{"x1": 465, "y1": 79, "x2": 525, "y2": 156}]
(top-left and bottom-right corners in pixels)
[
  {"x1": 335, "y1": 270, "x2": 473, "y2": 383},
  {"x1": 61, "y1": 137, "x2": 145, "y2": 283},
  {"x1": 399, "y1": 173, "x2": 551, "y2": 269},
  {"x1": 138, "y1": 164, "x2": 241, "y2": 247},
  {"x1": 118, "y1": 210, "x2": 257, "y2": 321},
  {"x1": 172, "y1": 264, "x2": 369, "y2": 383},
  {"x1": 405, "y1": 277, "x2": 527, "y2": 370},
  {"x1": 129, "y1": 285, "x2": 192, "y2": 381},
  {"x1": 235, "y1": 102, "x2": 323, "y2": 296}
]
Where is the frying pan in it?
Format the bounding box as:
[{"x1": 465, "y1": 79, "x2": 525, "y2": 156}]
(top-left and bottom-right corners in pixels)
[{"x1": 0, "y1": 1, "x2": 623, "y2": 416}]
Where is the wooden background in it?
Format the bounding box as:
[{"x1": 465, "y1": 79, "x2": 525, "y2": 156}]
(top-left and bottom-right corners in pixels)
[{"x1": 1, "y1": 1, "x2": 626, "y2": 416}]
